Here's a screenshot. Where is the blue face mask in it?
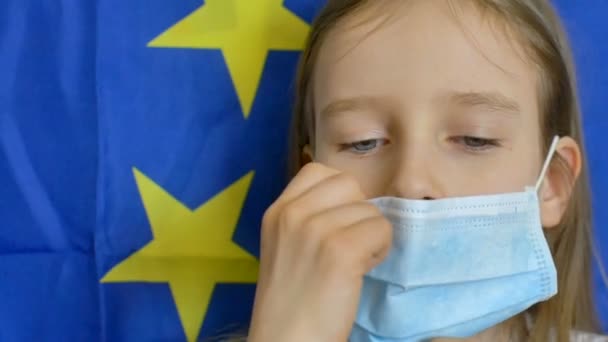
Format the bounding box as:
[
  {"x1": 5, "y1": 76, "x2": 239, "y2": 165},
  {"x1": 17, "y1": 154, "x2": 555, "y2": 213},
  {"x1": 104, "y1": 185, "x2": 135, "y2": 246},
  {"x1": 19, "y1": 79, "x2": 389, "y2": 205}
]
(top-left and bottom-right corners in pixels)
[{"x1": 350, "y1": 136, "x2": 560, "y2": 342}]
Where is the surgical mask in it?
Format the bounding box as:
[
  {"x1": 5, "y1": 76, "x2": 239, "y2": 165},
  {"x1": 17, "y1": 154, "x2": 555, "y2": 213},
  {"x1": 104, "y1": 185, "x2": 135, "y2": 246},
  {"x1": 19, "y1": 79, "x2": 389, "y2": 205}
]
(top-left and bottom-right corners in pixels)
[{"x1": 350, "y1": 136, "x2": 561, "y2": 342}]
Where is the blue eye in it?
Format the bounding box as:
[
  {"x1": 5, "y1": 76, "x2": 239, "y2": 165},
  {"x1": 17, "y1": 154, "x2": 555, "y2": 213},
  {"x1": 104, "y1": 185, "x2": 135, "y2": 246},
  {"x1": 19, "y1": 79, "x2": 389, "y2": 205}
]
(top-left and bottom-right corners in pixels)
[
  {"x1": 342, "y1": 139, "x2": 386, "y2": 154},
  {"x1": 452, "y1": 136, "x2": 500, "y2": 151}
]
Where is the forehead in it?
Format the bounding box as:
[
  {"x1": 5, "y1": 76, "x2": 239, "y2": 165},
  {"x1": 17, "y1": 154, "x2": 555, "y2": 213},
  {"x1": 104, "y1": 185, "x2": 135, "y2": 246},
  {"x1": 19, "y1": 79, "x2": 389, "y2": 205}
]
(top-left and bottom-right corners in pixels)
[{"x1": 312, "y1": 0, "x2": 539, "y2": 117}]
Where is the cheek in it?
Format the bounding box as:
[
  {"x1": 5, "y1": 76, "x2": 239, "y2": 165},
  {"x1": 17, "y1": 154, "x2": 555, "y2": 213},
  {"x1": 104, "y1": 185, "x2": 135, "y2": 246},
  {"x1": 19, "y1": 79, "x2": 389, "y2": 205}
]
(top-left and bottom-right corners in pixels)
[
  {"x1": 448, "y1": 152, "x2": 541, "y2": 196},
  {"x1": 315, "y1": 152, "x2": 392, "y2": 198},
  {"x1": 349, "y1": 166, "x2": 392, "y2": 198}
]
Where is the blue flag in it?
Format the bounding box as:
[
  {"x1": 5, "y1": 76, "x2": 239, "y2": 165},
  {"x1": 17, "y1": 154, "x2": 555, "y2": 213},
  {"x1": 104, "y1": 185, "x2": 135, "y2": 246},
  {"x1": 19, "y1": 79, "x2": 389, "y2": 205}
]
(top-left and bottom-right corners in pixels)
[{"x1": 0, "y1": 1, "x2": 606, "y2": 341}]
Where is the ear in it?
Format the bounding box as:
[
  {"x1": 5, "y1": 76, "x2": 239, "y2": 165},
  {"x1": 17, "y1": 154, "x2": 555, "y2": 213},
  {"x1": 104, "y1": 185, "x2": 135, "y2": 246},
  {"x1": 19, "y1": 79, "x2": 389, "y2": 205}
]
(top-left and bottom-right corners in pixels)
[
  {"x1": 301, "y1": 144, "x2": 313, "y2": 165},
  {"x1": 540, "y1": 136, "x2": 582, "y2": 229}
]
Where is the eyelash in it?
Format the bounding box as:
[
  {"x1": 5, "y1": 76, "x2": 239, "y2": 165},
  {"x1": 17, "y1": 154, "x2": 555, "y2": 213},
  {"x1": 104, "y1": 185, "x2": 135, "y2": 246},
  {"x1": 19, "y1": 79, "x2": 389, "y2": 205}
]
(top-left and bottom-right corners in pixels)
[
  {"x1": 340, "y1": 138, "x2": 388, "y2": 155},
  {"x1": 339, "y1": 136, "x2": 500, "y2": 155},
  {"x1": 451, "y1": 136, "x2": 501, "y2": 152}
]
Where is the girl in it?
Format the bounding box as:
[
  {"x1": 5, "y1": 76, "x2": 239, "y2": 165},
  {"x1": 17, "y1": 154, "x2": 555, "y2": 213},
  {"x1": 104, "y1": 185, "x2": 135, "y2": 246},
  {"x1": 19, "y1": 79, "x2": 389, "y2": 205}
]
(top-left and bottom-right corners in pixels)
[{"x1": 245, "y1": 0, "x2": 606, "y2": 341}]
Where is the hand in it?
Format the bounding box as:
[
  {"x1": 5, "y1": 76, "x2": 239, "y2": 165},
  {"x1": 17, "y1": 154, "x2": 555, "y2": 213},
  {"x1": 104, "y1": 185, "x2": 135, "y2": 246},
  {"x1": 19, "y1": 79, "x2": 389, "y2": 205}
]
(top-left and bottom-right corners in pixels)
[{"x1": 248, "y1": 163, "x2": 393, "y2": 342}]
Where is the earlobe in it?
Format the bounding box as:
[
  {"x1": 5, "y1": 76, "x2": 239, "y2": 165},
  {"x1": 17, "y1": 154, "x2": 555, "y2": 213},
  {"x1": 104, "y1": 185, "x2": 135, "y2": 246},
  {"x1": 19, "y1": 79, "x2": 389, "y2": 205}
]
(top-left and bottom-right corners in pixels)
[
  {"x1": 540, "y1": 137, "x2": 582, "y2": 229},
  {"x1": 302, "y1": 145, "x2": 313, "y2": 165}
]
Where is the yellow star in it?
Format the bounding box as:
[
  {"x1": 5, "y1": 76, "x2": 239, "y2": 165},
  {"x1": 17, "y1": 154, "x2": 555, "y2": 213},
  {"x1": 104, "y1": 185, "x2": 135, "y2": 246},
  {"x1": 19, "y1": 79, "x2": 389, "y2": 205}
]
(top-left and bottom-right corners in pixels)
[
  {"x1": 102, "y1": 168, "x2": 259, "y2": 342},
  {"x1": 147, "y1": 0, "x2": 310, "y2": 118}
]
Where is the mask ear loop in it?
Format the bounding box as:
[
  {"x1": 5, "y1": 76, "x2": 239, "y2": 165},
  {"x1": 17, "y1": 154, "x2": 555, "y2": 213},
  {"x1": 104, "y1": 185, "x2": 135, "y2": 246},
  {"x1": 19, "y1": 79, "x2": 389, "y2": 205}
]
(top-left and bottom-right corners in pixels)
[{"x1": 535, "y1": 136, "x2": 560, "y2": 192}]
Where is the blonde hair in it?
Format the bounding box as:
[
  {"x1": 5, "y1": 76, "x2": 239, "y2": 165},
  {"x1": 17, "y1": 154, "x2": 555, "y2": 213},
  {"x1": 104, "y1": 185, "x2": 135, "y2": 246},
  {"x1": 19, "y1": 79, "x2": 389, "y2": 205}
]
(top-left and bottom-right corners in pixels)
[{"x1": 289, "y1": 0, "x2": 602, "y2": 341}]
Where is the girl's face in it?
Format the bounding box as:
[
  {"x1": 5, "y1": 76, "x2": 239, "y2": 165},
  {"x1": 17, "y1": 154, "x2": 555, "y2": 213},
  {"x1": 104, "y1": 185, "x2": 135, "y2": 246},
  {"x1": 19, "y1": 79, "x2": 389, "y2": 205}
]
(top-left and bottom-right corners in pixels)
[
  {"x1": 308, "y1": 0, "x2": 582, "y2": 228},
  {"x1": 311, "y1": 0, "x2": 544, "y2": 200}
]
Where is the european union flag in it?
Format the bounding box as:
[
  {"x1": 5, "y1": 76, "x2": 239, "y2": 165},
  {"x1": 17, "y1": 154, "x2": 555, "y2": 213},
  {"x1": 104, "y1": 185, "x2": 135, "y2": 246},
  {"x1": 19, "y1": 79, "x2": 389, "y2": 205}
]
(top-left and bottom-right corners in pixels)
[
  {"x1": 93, "y1": 1, "x2": 315, "y2": 340},
  {"x1": 0, "y1": 1, "x2": 606, "y2": 341}
]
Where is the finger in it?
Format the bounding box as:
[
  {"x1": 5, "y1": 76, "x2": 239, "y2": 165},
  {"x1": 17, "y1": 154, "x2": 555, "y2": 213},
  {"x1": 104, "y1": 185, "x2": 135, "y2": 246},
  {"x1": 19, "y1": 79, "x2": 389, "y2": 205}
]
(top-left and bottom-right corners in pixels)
[
  {"x1": 284, "y1": 171, "x2": 366, "y2": 221},
  {"x1": 300, "y1": 202, "x2": 382, "y2": 241},
  {"x1": 262, "y1": 163, "x2": 342, "y2": 241},
  {"x1": 278, "y1": 163, "x2": 341, "y2": 205},
  {"x1": 325, "y1": 216, "x2": 393, "y2": 274}
]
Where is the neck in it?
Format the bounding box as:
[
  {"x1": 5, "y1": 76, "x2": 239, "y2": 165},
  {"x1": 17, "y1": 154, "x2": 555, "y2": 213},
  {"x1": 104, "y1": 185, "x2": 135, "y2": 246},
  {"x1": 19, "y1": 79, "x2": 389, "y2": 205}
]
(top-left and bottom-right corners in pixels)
[{"x1": 431, "y1": 316, "x2": 527, "y2": 342}]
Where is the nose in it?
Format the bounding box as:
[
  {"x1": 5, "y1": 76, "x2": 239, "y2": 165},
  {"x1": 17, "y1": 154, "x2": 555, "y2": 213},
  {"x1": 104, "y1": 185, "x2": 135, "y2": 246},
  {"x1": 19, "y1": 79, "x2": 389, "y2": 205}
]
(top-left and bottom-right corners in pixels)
[{"x1": 385, "y1": 144, "x2": 443, "y2": 200}]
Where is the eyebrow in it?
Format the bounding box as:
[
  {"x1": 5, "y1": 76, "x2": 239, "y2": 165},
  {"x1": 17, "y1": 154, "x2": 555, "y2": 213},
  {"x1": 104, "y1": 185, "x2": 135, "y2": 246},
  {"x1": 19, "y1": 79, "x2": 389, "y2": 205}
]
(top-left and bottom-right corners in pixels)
[
  {"x1": 320, "y1": 96, "x2": 390, "y2": 119},
  {"x1": 447, "y1": 91, "x2": 521, "y2": 115},
  {"x1": 319, "y1": 91, "x2": 521, "y2": 119}
]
